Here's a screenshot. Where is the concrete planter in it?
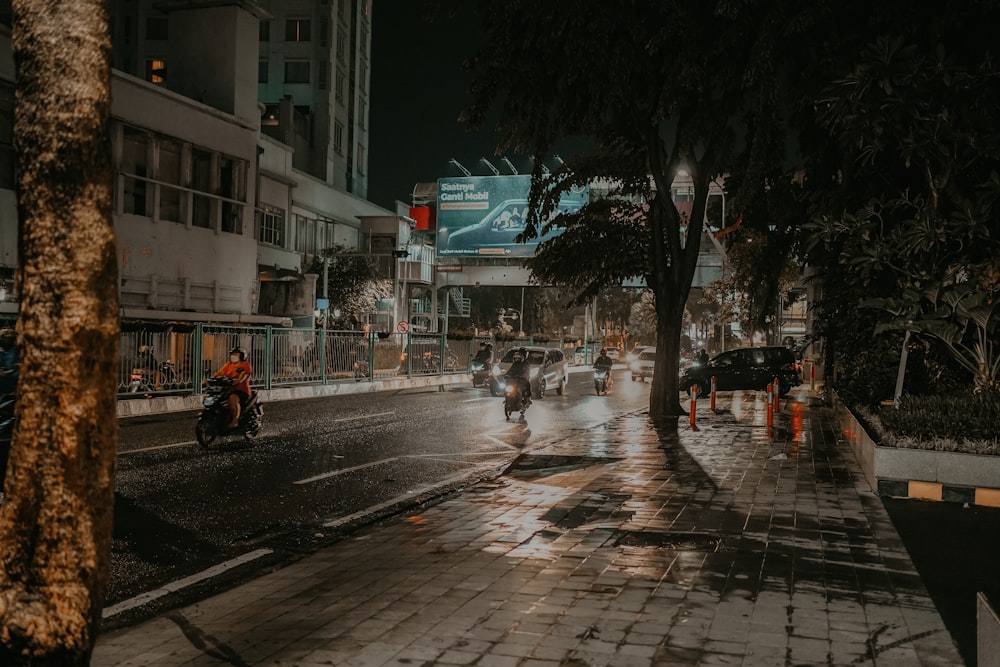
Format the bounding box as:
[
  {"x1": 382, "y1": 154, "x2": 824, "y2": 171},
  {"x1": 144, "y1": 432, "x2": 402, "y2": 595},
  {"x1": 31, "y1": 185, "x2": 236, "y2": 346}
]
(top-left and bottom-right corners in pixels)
[{"x1": 832, "y1": 393, "x2": 1000, "y2": 506}]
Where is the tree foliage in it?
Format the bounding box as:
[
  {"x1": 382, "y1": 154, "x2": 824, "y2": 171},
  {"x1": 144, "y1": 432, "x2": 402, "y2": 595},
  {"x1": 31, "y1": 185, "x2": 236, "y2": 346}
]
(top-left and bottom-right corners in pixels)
[
  {"x1": 463, "y1": 0, "x2": 811, "y2": 416},
  {"x1": 309, "y1": 244, "x2": 391, "y2": 329},
  {"x1": 0, "y1": 1, "x2": 118, "y2": 664},
  {"x1": 796, "y1": 1, "x2": 1000, "y2": 399}
]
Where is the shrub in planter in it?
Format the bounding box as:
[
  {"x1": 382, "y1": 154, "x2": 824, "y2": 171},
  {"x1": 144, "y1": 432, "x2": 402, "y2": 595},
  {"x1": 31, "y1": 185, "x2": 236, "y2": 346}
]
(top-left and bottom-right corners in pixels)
[{"x1": 876, "y1": 391, "x2": 1000, "y2": 452}]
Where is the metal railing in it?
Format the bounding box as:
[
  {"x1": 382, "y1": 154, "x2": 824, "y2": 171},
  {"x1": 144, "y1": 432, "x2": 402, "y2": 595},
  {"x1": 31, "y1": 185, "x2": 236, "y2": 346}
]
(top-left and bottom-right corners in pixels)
[{"x1": 117, "y1": 326, "x2": 515, "y2": 397}]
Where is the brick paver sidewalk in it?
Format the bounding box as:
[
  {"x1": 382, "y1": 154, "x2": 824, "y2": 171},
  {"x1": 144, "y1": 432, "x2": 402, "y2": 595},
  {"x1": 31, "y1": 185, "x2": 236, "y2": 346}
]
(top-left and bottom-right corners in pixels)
[{"x1": 92, "y1": 390, "x2": 963, "y2": 666}]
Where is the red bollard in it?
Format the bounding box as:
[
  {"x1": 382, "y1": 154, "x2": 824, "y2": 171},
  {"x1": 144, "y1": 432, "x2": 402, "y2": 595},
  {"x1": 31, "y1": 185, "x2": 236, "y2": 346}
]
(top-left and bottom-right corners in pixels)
[
  {"x1": 710, "y1": 376, "x2": 717, "y2": 412},
  {"x1": 689, "y1": 384, "x2": 698, "y2": 430},
  {"x1": 773, "y1": 376, "x2": 780, "y2": 412}
]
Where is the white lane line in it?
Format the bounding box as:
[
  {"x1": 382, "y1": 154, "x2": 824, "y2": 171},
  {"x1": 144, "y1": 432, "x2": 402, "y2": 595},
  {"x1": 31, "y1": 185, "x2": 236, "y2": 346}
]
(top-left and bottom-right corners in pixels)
[
  {"x1": 333, "y1": 411, "x2": 394, "y2": 423},
  {"x1": 322, "y1": 464, "x2": 499, "y2": 529},
  {"x1": 102, "y1": 548, "x2": 273, "y2": 619},
  {"x1": 460, "y1": 397, "x2": 495, "y2": 403},
  {"x1": 120, "y1": 441, "x2": 197, "y2": 455},
  {"x1": 119, "y1": 412, "x2": 394, "y2": 455},
  {"x1": 294, "y1": 457, "x2": 400, "y2": 485}
]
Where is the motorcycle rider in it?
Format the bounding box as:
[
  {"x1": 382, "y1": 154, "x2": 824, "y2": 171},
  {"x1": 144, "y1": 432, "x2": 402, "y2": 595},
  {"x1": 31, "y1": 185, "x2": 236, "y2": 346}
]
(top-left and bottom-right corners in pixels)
[
  {"x1": 214, "y1": 347, "x2": 253, "y2": 428},
  {"x1": 594, "y1": 348, "x2": 614, "y2": 388},
  {"x1": 505, "y1": 348, "x2": 533, "y2": 402},
  {"x1": 472, "y1": 341, "x2": 493, "y2": 367}
]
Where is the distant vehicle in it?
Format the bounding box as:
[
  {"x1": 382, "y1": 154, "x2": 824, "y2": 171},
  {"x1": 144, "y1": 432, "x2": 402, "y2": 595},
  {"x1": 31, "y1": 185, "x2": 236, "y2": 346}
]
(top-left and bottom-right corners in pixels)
[
  {"x1": 626, "y1": 345, "x2": 651, "y2": 364},
  {"x1": 680, "y1": 346, "x2": 801, "y2": 398},
  {"x1": 573, "y1": 346, "x2": 592, "y2": 366},
  {"x1": 605, "y1": 348, "x2": 621, "y2": 363},
  {"x1": 631, "y1": 347, "x2": 657, "y2": 382},
  {"x1": 495, "y1": 346, "x2": 569, "y2": 397}
]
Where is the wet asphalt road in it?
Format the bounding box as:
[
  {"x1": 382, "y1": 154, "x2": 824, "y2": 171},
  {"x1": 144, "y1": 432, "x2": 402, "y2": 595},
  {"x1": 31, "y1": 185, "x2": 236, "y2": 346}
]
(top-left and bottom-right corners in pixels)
[{"x1": 108, "y1": 368, "x2": 651, "y2": 626}]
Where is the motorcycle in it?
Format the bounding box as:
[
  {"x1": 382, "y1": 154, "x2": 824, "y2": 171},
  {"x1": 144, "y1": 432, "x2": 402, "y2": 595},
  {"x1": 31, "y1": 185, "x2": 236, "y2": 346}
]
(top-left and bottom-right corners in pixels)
[
  {"x1": 471, "y1": 361, "x2": 502, "y2": 396},
  {"x1": 129, "y1": 360, "x2": 176, "y2": 393},
  {"x1": 195, "y1": 377, "x2": 263, "y2": 447},
  {"x1": 594, "y1": 367, "x2": 613, "y2": 395},
  {"x1": 503, "y1": 376, "x2": 530, "y2": 420}
]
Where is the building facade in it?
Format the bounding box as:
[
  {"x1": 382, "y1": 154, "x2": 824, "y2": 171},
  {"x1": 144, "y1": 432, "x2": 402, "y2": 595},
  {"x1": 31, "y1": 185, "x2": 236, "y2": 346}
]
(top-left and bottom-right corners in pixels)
[{"x1": 0, "y1": 1, "x2": 416, "y2": 333}]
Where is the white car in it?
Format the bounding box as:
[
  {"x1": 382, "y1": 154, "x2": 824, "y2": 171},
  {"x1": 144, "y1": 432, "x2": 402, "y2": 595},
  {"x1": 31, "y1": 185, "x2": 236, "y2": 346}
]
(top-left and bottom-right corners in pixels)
[{"x1": 605, "y1": 348, "x2": 621, "y2": 363}]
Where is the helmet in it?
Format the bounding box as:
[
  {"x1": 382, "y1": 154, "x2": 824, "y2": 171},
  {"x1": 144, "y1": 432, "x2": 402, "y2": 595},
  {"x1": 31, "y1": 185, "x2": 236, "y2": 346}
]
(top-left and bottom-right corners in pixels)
[
  {"x1": 513, "y1": 352, "x2": 524, "y2": 361},
  {"x1": 485, "y1": 343, "x2": 493, "y2": 349},
  {"x1": 229, "y1": 347, "x2": 246, "y2": 361},
  {"x1": 600, "y1": 348, "x2": 607, "y2": 355},
  {"x1": 479, "y1": 341, "x2": 487, "y2": 347},
  {"x1": 0, "y1": 328, "x2": 15, "y2": 349}
]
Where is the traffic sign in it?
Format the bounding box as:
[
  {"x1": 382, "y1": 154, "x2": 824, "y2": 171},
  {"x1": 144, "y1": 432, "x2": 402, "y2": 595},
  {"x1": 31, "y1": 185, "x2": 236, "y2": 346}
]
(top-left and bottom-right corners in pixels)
[{"x1": 396, "y1": 321, "x2": 410, "y2": 333}]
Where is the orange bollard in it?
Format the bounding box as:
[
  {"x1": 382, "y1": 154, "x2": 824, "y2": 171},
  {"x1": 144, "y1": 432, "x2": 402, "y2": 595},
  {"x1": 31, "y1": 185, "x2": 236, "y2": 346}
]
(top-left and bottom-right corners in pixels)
[
  {"x1": 773, "y1": 376, "x2": 780, "y2": 412},
  {"x1": 689, "y1": 384, "x2": 698, "y2": 430},
  {"x1": 710, "y1": 376, "x2": 717, "y2": 412},
  {"x1": 766, "y1": 382, "x2": 774, "y2": 433}
]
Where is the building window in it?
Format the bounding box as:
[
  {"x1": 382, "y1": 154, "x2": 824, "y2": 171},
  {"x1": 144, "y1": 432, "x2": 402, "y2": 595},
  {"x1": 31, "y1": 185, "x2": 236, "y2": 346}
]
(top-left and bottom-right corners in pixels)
[
  {"x1": 157, "y1": 138, "x2": 183, "y2": 223},
  {"x1": 356, "y1": 144, "x2": 365, "y2": 175},
  {"x1": 318, "y1": 61, "x2": 327, "y2": 90},
  {"x1": 145, "y1": 16, "x2": 168, "y2": 40},
  {"x1": 220, "y1": 156, "x2": 246, "y2": 235},
  {"x1": 259, "y1": 20, "x2": 270, "y2": 41},
  {"x1": 360, "y1": 25, "x2": 368, "y2": 51},
  {"x1": 285, "y1": 18, "x2": 311, "y2": 42},
  {"x1": 359, "y1": 63, "x2": 367, "y2": 93},
  {"x1": 120, "y1": 126, "x2": 149, "y2": 216},
  {"x1": 320, "y1": 19, "x2": 329, "y2": 47},
  {"x1": 145, "y1": 58, "x2": 166, "y2": 85},
  {"x1": 257, "y1": 206, "x2": 285, "y2": 247},
  {"x1": 336, "y1": 28, "x2": 346, "y2": 62},
  {"x1": 295, "y1": 214, "x2": 317, "y2": 254},
  {"x1": 191, "y1": 148, "x2": 213, "y2": 229},
  {"x1": 284, "y1": 60, "x2": 310, "y2": 84},
  {"x1": 334, "y1": 121, "x2": 344, "y2": 155},
  {"x1": 358, "y1": 99, "x2": 366, "y2": 128},
  {"x1": 335, "y1": 68, "x2": 345, "y2": 103},
  {"x1": 258, "y1": 59, "x2": 268, "y2": 83}
]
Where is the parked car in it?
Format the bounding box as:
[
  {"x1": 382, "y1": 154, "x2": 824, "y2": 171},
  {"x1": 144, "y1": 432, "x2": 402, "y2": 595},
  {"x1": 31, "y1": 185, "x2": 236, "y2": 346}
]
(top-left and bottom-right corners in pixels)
[
  {"x1": 630, "y1": 347, "x2": 657, "y2": 381},
  {"x1": 573, "y1": 346, "x2": 592, "y2": 366},
  {"x1": 496, "y1": 346, "x2": 569, "y2": 397},
  {"x1": 680, "y1": 346, "x2": 801, "y2": 398},
  {"x1": 605, "y1": 348, "x2": 621, "y2": 363}
]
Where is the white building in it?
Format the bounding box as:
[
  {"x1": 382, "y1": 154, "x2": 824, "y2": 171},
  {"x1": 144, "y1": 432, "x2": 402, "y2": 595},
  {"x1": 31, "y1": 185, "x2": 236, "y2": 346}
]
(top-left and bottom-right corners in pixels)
[{"x1": 0, "y1": 1, "x2": 419, "y2": 330}]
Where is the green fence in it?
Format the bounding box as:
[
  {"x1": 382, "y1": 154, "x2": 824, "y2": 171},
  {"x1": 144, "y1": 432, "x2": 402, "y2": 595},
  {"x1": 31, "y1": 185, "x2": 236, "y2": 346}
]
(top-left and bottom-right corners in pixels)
[{"x1": 118, "y1": 326, "x2": 505, "y2": 397}]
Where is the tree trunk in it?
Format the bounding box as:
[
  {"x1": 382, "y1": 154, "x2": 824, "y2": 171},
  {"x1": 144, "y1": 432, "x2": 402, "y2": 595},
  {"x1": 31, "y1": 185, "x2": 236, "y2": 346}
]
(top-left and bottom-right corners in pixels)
[
  {"x1": 0, "y1": 1, "x2": 118, "y2": 665},
  {"x1": 649, "y1": 291, "x2": 686, "y2": 419}
]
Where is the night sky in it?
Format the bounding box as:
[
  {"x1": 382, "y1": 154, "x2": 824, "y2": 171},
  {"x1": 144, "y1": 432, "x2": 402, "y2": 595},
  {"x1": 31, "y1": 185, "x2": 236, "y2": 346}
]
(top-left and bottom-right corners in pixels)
[{"x1": 367, "y1": 3, "x2": 499, "y2": 211}]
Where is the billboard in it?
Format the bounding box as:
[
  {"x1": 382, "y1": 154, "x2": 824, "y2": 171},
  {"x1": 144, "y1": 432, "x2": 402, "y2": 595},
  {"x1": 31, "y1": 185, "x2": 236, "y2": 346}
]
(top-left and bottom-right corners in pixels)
[{"x1": 436, "y1": 175, "x2": 589, "y2": 258}]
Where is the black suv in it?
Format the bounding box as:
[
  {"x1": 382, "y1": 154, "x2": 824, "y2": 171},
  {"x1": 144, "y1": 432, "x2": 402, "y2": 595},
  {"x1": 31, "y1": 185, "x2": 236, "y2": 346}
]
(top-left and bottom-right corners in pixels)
[{"x1": 680, "y1": 346, "x2": 801, "y2": 398}]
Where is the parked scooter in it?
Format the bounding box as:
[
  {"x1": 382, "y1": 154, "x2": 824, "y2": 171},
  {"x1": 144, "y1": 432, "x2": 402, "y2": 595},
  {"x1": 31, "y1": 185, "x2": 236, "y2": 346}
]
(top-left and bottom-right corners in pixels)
[
  {"x1": 471, "y1": 361, "x2": 503, "y2": 396},
  {"x1": 195, "y1": 377, "x2": 263, "y2": 447},
  {"x1": 503, "y1": 377, "x2": 530, "y2": 420},
  {"x1": 594, "y1": 367, "x2": 613, "y2": 395}
]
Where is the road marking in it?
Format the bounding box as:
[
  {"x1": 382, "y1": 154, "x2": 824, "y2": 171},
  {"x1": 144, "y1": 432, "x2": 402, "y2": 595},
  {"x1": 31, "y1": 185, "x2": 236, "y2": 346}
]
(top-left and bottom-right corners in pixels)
[
  {"x1": 460, "y1": 397, "x2": 495, "y2": 403},
  {"x1": 333, "y1": 411, "x2": 394, "y2": 423},
  {"x1": 322, "y1": 464, "x2": 500, "y2": 529},
  {"x1": 102, "y1": 548, "x2": 273, "y2": 619},
  {"x1": 119, "y1": 441, "x2": 197, "y2": 455},
  {"x1": 294, "y1": 457, "x2": 400, "y2": 485}
]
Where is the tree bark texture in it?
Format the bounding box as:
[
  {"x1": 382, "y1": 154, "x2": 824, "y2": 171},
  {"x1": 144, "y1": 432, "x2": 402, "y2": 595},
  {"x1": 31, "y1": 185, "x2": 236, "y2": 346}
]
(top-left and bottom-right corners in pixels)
[{"x1": 0, "y1": 1, "x2": 118, "y2": 664}]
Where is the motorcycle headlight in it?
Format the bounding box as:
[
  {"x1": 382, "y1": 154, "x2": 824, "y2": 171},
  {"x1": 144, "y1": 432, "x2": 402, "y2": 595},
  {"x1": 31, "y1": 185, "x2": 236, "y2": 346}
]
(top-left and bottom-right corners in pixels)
[
  {"x1": 203, "y1": 395, "x2": 217, "y2": 407},
  {"x1": 529, "y1": 367, "x2": 539, "y2": 379}
]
